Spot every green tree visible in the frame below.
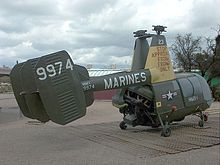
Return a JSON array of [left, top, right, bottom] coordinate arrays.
[[194, 37, 215, 77], [207, 35, 220, 100], [207, 35, 220, 80], [171, 33, 201, 72], [171, 27, 220, 100]]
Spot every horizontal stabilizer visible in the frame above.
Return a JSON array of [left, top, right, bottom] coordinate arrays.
[[10, 51, 91, 125]]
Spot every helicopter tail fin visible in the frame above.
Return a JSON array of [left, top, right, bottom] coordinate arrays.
[[145, 34, 175, 83], [10, 51, 93, 125]]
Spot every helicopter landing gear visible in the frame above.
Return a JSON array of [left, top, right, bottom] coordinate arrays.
[[194, 111, 208, 127], [157, 112, 171, 137], [198, 120, 204, 127], [119, 121, 127, 130], [198, 111, 209, 127], [203, 112, 208, 122], [161, 122, 171, 137]]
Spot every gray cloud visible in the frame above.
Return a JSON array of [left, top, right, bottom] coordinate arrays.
[[0, 1, 58, 16], [190, 0, 220, 28], [63, 0, 116, 16], [0, 0, 219, 68]]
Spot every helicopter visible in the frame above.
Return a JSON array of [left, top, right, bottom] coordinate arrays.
[[10, 25, 212, 137]]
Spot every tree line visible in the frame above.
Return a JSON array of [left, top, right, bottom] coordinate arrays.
[[171, 26, 220, 100]]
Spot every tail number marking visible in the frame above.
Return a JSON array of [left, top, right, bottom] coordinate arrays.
[[36, 59, 73, 80]]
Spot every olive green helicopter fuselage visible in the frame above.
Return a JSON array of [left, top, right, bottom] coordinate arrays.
[[10, 26, 212, 137]]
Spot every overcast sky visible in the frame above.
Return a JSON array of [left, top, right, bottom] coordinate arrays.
[[0, 0, 219, 68]]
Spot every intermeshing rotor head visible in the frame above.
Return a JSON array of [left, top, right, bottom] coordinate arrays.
[[133, 25, 167, 38], [152, 25, 167, 35]]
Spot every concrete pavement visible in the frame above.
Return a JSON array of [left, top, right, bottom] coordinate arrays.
[[0, 94, 219, 165]]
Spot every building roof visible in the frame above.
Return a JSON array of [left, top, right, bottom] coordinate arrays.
[[88, 69, 124, 77], [0, 67, 11, 76]]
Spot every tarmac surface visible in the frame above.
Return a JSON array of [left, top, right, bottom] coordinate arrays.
[[0, 93, 220, 165]]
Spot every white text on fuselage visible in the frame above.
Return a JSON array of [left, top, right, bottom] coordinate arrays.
[[104, 72, 147, 90]]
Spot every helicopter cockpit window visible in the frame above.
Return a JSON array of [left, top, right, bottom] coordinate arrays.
[[196, 74, 212, 104], [188, 76, 202, 95], [177, 78, 193, 97]]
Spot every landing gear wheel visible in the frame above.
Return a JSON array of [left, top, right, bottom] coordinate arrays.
[[203, 113, 208, 122], [198, 112, 207, 127], [119, 121, 127, 130], [161, 127, 171, 137], [198, 120, 204, 127]]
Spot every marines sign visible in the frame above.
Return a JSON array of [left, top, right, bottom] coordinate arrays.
[[104, 72, 147, 90]]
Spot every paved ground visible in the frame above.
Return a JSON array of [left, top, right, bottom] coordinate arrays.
[[0, 93, 219, 165]]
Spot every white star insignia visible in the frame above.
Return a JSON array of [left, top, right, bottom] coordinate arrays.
[[166, 91, 173, 100]]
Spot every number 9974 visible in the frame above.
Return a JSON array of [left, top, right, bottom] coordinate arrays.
[[36, 59, 73, 80]]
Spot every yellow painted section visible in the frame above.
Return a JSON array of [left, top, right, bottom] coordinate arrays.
[[156, 101, 162, 108], [145, 45, 175, 83]]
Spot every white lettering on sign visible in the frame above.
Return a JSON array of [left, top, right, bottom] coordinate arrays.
[[119, 76, 125, 86], [188, 96, 198, 102], [36, 59, 73, 80], [104, 72, 147, 90], [104, 78, 112, 89], [82, 81, 95, 91]]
